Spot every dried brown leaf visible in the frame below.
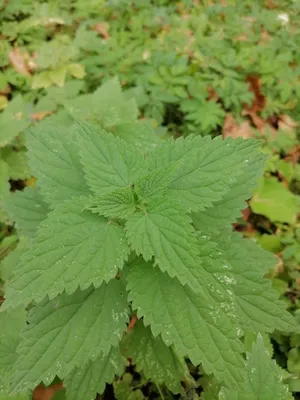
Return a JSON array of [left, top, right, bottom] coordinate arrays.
[[127, 315, 137, 332], [243, 109, 276, 136], [31, 111, 53, 121], [246, 111, 266, 132], [33, 383, 63, 400], [93, 23, 110, 39], [245, 74, 266, 113], [278, 115, 298, 132], [207, 86, 219, 101], [265, 0, 276, 9], [260, 30, 272, 44], [233, 34, 248, 42], [284, 145, 300, 165], [9, 48, 30, 76], [242, 206, 251, 221], [27, 52, 38, 72], [223, 113, 254, 139]]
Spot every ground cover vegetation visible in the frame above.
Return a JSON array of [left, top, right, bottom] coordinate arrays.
[[0, 0, 300, 399]]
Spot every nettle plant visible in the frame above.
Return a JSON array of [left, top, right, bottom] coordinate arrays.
[[0, 85, 297, 399]]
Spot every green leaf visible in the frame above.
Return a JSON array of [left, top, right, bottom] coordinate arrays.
[[11, 280, 129, 392], [122, 320, 190, 393], [68, 63, 86, 79], [219, 335, 293, 400], [64, 78, 138, 129], [85, 187, 136, 219], [243, 330, 273, 356], [112, 120, 160, 150], [126, 261, 244, 388], [150, 136, 262, 212], [250, 177, 298, 224], [134, 162, 179, 201], [277, 159, 295, 184], [193, 234, 237, 309], [51, 390, 66, 400], [79, 122, 145, 196], [0, 307, 26, 393], [0, 158, 9, 188], [26, 123, 89, 207], [4, 197, 129, 308], [181, 99, 225, 134], [1, 150, 31, 181], [113, 373, 145, 400], [0, 393, 30, 400], [193, 150, 266, 229], [259, 234, 282, 253], [4, 187, 49, 237], [65, 347, 126, 400], [0, 96, 30, 147], [0, 239, 28, 281], [125, 200, 202, 292], [0, 235, 18, 266], [201, 381, 221, 400], [0, 95, 8, 111], [213, 230, 296, 334], [32, 72, 53, 89], [49, 66, 68, 87], [38, 81, 84, 107], [287, 348, 300, 374]]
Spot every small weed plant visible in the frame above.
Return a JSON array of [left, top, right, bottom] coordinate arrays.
[[0, 80, 297, 400]]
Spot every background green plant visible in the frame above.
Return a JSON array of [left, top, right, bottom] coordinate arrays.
[[0, 0, 300, 399]]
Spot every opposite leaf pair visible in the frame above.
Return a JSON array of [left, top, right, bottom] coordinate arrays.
[[4, 122, 263, 305]]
